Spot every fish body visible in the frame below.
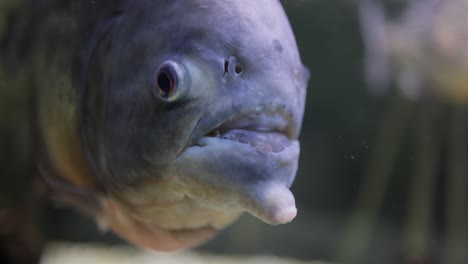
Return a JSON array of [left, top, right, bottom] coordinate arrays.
[[32, 0, 309, 251]]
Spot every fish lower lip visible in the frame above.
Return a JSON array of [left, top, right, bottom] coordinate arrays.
[[204, 129, 291, 153], [173, 139, 300, 225]]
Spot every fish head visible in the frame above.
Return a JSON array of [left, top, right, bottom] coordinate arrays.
[[82, 0, 309, 250]]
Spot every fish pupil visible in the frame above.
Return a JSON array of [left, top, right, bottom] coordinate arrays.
[[157, 71, 174, 96]]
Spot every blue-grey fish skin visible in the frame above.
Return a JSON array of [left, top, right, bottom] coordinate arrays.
[[36, 0, 309, 251]]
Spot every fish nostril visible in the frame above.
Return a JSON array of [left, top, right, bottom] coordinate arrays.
[[224, 60, 229, 77], [224, 56, 244, 77], [234, 64, 244, 75]]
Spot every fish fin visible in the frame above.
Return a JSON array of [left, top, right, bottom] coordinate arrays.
[[38, 164, 103, 218]]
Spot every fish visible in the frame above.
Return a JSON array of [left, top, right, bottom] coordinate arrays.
[[24, 0, 309, 251]]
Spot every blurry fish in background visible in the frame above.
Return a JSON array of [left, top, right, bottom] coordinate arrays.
[[360, 0, 468, 102], [340, 0, 468, 263], [0, 0, 309, 262]]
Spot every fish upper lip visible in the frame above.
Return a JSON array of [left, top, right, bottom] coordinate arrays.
[[174, 103, 297, 157], [201, 104, 295, 141]]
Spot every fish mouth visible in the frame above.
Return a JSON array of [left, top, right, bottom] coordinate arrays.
[[206, 129, 291, 154], [197, 104, 297, 154], [169, 103, 300, 225]]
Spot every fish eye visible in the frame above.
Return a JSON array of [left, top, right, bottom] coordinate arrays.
[[156, 70, 175, 97], [154, 60, 187, 102]]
